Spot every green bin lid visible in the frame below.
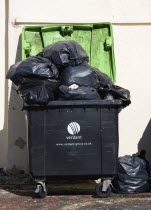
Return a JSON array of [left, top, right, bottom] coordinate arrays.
[[22, 23, 116, 82]]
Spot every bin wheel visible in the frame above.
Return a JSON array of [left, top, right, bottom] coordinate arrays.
[[35, 184, 47, 198], [96, 182, 111, 198]]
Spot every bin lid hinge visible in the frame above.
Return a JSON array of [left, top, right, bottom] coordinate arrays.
[[61, 26, 73, 36], [104, 37, 112, 50], [24, 41, 31, 55]]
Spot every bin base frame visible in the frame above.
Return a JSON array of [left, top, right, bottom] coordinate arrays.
[[33, 176, 113, 198]]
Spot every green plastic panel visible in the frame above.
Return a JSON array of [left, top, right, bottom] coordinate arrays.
[[41, 25, 92, 60], [91, 23, 115, 81], [22, 23, 116, 82], [22, 27, 43, 59]]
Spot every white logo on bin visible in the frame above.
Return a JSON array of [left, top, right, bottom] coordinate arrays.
[[67, 122, 80, 135]]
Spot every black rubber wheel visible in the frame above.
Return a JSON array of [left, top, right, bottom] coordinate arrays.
[[35, 185, 47, 198], [96, 182, 111, 198]]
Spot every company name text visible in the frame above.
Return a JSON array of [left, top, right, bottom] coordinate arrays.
[[66, 136, 82, 140]]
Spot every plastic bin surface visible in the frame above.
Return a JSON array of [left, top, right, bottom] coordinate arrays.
[[24, 100, 122, 177], [22, 23, 116, 82]]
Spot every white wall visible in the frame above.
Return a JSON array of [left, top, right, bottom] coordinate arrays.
[[12, 0, 151, 23], [114, 26, 151, 161], [1, 0, 151, 171], [0, 0, 8, 169]]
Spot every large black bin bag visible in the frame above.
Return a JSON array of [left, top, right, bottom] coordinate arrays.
[[17, 79, 60, 105], [95, 70, 131, 106], [43, 40, 89, 67], [112, 155, 149, 194], [59, 85, 101, 100], [6, 56, 59, 86], [60, 62, 100, 88], [93, 68, 113, 88]]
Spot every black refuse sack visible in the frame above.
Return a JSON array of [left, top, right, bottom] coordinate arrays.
[[6, 55, 59, 86], [43, 40, 89, 67], [112, 155, 150, 194], [17, 79, 61, 105], [96, 70, 131, 106], [99, 85, 131, 105], [111, 85, 131, 106], [60, 62, 100, 88], [93, 68, 113, 88], [59, 85, 101, 100]]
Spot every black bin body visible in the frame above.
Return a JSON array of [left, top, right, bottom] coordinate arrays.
[[24, 100, 122, 179]]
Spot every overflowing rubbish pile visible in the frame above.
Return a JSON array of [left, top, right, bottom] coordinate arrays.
[[6, 40, 130, 106]]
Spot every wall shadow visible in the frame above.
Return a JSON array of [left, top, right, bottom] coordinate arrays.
[[7, 34, 29, 171], [138, 119, 151, 173]]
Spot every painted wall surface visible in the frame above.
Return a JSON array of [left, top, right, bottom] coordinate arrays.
[[0, 0, 8, 169], [114, 26, 151, 162], [0, 0, 151, 171]]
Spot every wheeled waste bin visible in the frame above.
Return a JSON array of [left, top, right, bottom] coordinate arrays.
[[23, 100, 123, 198], [22, 23, 123, 197]]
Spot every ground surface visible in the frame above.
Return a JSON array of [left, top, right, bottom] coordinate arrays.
[[0, 183, 151, 210]]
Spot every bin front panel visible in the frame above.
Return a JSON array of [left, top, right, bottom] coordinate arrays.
[[27, 105, 119, 177], [45, 107, 102, 176]]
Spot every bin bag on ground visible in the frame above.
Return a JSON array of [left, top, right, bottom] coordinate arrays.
[[60, 62, 100, 88], [112, 155, 149, 194], [6, 56, 59, 86], [59, 85, 101, 100], [17, 78, 61, 105], [43, 40, 89, 67]]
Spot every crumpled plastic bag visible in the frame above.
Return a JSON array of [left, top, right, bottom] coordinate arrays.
[[43, 40, 89, 67], [99, 85, 131, 107], [94, 70, 131, 106], [93, 68, 113, 88], [60, 62, 100, 88], [59, 85, 101, 100], [111, 85, 130, 102], [6, 55, 59, 86], [17, 79, 61, 105], [112, 155, 150, 194]]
